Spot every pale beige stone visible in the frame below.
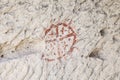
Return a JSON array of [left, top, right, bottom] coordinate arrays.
[[0, 0, 120, 80]]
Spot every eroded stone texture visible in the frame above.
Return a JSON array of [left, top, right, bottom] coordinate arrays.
[[0, 0, 120, 80]]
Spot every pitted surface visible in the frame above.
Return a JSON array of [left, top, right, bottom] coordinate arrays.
[[0, 0, 120, 80]]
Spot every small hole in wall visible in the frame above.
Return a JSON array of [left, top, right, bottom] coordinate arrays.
[[18, 2, 24, 5], [89, 48, 100, 58], [11, 50, 15, 53], [81, 55, 83, 57], [100, 29, 105, 36], [27, 46, 29, 49], [1, 55, 4, 58], [89, 48, 104, 60], [112, 36, 116, 43]]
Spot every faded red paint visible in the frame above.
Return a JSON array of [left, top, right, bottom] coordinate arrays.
[[42, 20, 77, 62]]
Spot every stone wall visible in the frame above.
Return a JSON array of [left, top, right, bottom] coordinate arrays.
[[0, 0, 120, 80]]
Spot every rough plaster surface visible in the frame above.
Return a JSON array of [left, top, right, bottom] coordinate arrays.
[[0, 0, 120, 80]]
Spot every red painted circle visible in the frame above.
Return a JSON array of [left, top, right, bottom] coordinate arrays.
[[42, 22, 76, 61]]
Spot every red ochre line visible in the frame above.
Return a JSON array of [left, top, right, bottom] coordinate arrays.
[[45, 58, 55, 62], [45, 24, 55, 35], [56, 25, 59, 37], [59, 32, 76, 41], [45, 28, 51, 35], [45, 32, 76, 43], [45, 23, 70, 36], [56, 23, 68, 27], [68, 26, 75, 33], [61, 27, 64, 34], [58, 43, 64, 57]]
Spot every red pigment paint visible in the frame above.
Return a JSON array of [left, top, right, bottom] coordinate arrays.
[[42, 20, 77, 62]]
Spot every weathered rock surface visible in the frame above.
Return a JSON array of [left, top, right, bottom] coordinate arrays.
[[0, 0, 120, 80]]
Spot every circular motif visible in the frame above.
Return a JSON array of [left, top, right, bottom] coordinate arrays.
[[42, 21, 77, 61]]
